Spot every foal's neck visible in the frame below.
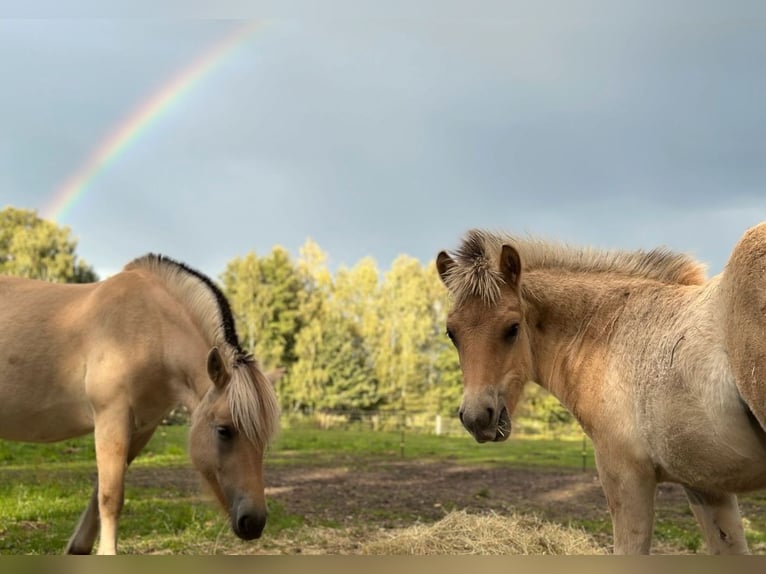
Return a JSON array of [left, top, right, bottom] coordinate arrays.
[[523, 270, 650, 410]]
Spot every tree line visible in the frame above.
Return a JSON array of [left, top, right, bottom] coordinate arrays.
[[1, 206, 572, 429], [221, 238, 462, 415], [0, 207, 97, 282]]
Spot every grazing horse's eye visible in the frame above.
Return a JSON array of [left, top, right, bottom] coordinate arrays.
[[216, 425, 234, 441], [504, 323, 520, 343], [446, 328, 457, 346]]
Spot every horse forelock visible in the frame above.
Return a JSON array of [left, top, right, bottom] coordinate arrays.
[[441, 229, 510, 305], [442, 229, 707, 305], [228, 359, 280, 449]]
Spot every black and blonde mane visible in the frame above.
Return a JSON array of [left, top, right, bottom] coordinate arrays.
[[442, 229, 707, 305], [130, 254, 245, 355], [124, 253, 279, 447]]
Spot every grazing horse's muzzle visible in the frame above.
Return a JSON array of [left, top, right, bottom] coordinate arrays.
[[459, 400, 511, 443], [232, 503, 267, 540]]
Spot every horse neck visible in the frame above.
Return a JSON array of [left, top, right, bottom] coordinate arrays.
[[522, 270, 661, 406], [176, 347, 217, 413], [164, 318, 233, 411], [128, 267, 236, 409]]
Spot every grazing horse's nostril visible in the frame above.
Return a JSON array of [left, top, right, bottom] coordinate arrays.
[[236, 511, 266, 540], [459, 409, 464, 423], [486, 407, 494, 422]]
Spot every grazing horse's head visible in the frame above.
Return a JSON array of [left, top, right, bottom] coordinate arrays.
[[189, 347, 280, 540], [437, 234, 533, 443]]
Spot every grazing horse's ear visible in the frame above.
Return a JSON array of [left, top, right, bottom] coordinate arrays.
[[500, 244, 522, 289], [266, 367, 286, 386], [207, 347, 232, 389], [436, 251, 455, 285]]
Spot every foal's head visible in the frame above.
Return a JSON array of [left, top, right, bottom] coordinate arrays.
[[189, 347, 279, 540], [437, 239, 532, 443]]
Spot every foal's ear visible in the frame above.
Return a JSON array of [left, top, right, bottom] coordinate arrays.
[[500, 244, 522, 289], [436, 251, 455, 285], [207, 347, 232, 389]]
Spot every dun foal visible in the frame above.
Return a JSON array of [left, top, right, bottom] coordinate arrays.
[[437, 223, 766, 554]]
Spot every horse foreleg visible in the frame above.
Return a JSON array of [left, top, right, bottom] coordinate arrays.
[[86, 409, 137, 555], [595, 453, 657, 554], [684, 488, 749, 554], [65, 426, 157, 554]]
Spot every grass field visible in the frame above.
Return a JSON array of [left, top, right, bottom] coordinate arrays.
[[272, 425, 593, 469], [0, 425, 764, 554]]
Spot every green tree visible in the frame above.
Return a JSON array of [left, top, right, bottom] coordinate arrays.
[[312, 316, 378, 412], [333, 257, 380, 346], [221, 252, 261, 352], [258, 247, 303, 366], [286, 241, 380, 413], [220, 246, 302, 369], [372, 255, 438, 413], [0, 206, 97, 282], [422, 261, 463, 416], [320, 257, 380, 411], [282, 239, 332, 411], [431, 345, 462, 416]]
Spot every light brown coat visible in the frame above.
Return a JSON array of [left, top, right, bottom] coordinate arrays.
[[0, 254, 280, 554], [437, 224, 766, 554]]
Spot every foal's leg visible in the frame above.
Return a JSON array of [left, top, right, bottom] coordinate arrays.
[[684, 488, 749, 554], [65, 427, 157, 554], [595, 452, 658, 554]]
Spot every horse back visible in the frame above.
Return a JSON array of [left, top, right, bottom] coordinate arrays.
[[0, 271, 201, 441], [721, 222, 766, 431], [0, 276, 100, 440]]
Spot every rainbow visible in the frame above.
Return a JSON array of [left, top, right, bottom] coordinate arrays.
[[42, 20, 263, 222]]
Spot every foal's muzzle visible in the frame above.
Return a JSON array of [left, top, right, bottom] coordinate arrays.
[[459, 404, 511, 443]]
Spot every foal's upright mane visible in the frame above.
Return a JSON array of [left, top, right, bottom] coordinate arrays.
[[441, 229, 707, 305], [124, 253, 279, 447]]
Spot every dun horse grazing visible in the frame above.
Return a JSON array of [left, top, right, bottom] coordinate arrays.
[[437, 223, 766, 554], [0, 254, 280, 554]]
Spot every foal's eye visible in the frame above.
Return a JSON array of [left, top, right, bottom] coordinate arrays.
[[216, 425, 234, 441], [504, 323, 520, 342], [446, 328, 457, 346]]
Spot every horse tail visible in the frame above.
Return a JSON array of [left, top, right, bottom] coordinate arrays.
[[721, 221, 766, 431]]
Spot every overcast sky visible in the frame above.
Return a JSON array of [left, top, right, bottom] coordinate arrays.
[[2, 10, 765, 280]]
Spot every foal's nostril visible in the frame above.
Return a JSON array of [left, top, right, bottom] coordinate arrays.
[[459, 409, 464, 423]]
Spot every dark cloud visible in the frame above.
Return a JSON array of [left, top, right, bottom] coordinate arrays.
[[1, 16, 764, 279]]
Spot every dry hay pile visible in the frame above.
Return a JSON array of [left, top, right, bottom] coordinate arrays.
[[360, 510, 606, 555]]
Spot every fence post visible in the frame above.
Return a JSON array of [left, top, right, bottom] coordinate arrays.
[[435, 414, 442, 436]]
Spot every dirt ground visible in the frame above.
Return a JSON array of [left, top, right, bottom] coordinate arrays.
[[130, 458, 719, 554], [260, 459, 697, 554]]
